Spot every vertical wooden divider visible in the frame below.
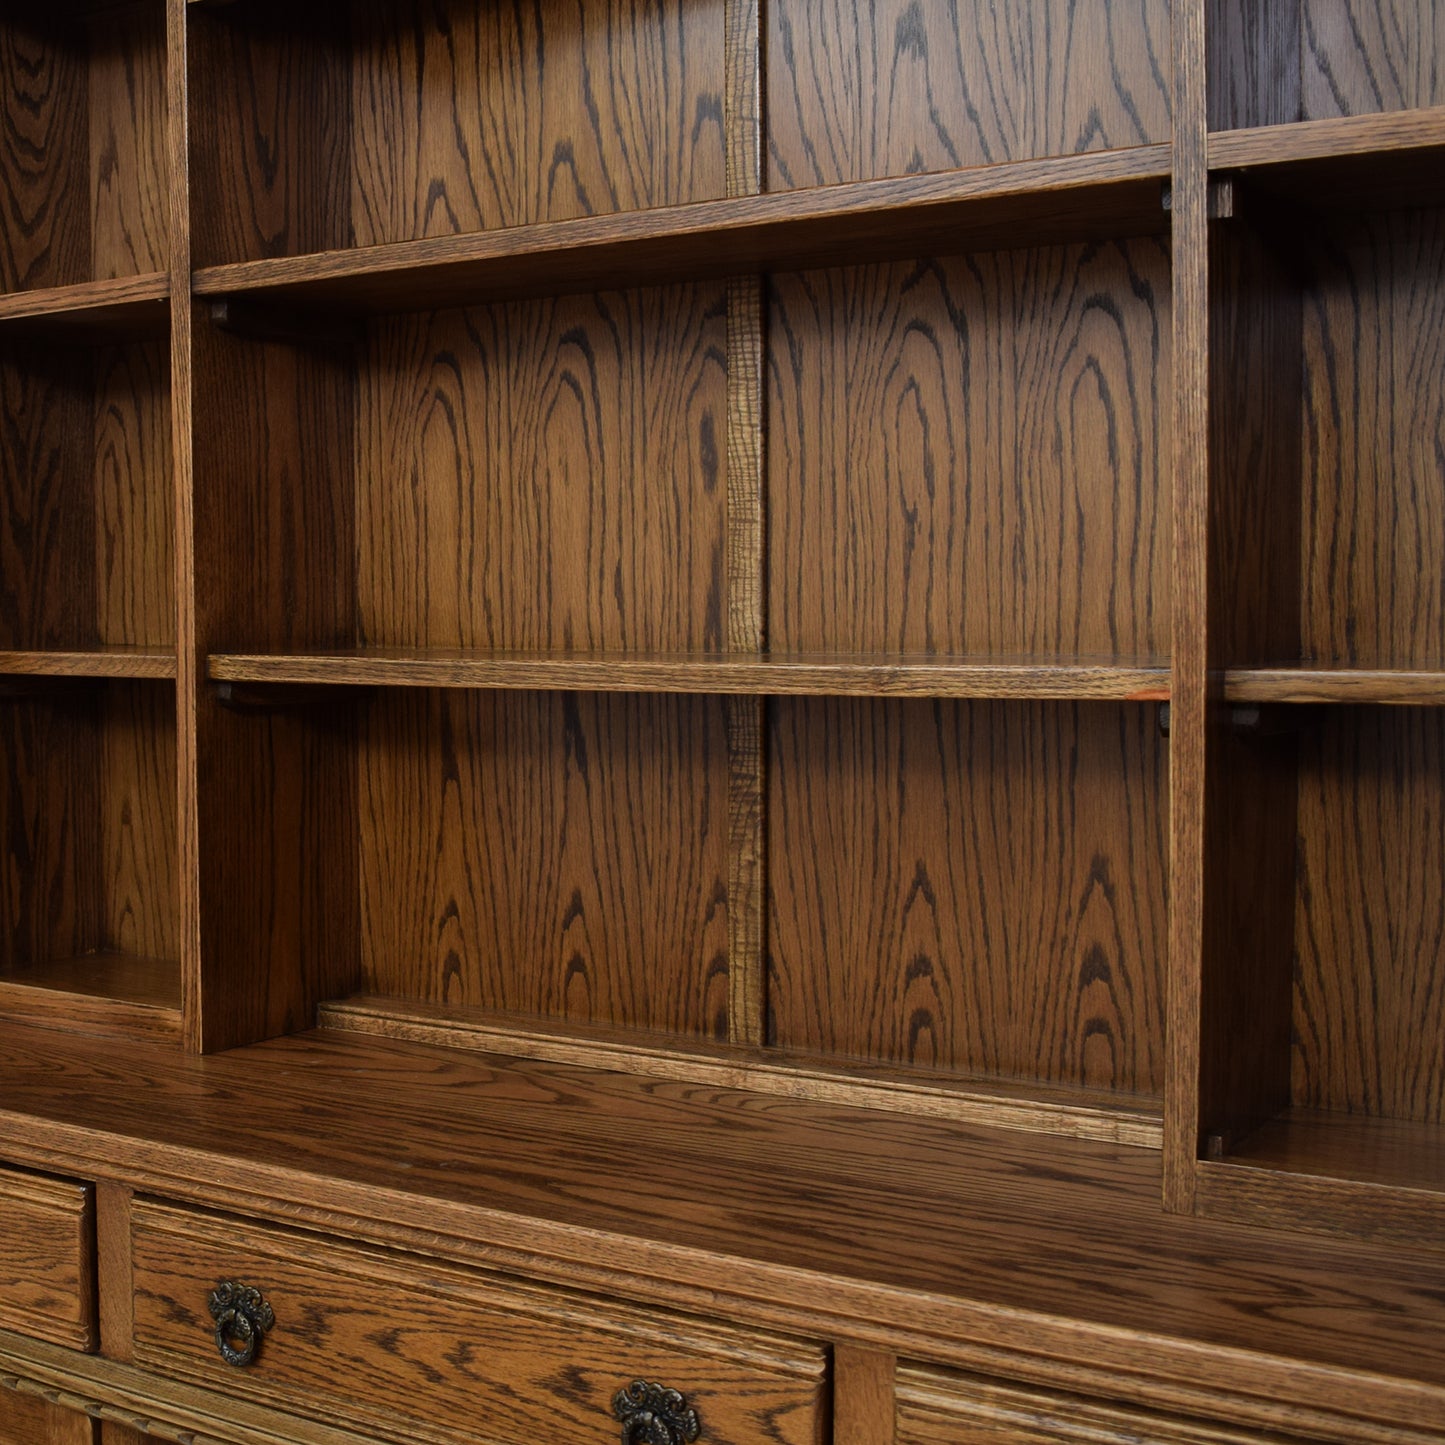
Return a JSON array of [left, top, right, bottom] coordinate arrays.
[[725, 0, 767, 1049], [166, 0, 201, 1053], [1164, 0, 1210, 1212]]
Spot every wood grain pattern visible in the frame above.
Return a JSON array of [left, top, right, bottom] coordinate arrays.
[[1293, 707, 1445, 1125], [895, 1366, 1275, 1445], [768, 699, 1168, 1096], [0, 1166, 95, 1354], [87, 3, 168, 282], [769, 243, 1171, 657], [1206, 1, 1300, 131], [0, 681, 176, 1023], [319, 996, 1164, 1146], [1224, 666, 1445, 704], [1300, 205, 1445, 668], [0, 1385, 95, 1445], [0, 337, 171, 654], [0, 274, 167, 336], [1162, 0, 1218, 1214], [4, 1021, 1445, 1416], [834, 1346, 895, 1445], [186, 6, 352, 267], [94, 1182, 131, 1366], [206, 650, 1171, 698], [1193, 208, 1301, 1161], [94, 341, 173, 649], [767, 0, 1172, 189], [193, 698, 360, 1052], [0, 651, 173, 681], [191, 147, 1174, 315], [0, 694, 102, 968], [0, 12, 87, 293], [1196, 1144, 1445, 1255], [0, 1337, 388, 1445], [726, 695, 766, 1046], [348, 0, 725, 246], [131, 1199, 826, 1445], [356, 285, 726, 652], [1301, 0, 1445, 119], [99, 682, 176, 963], [0, 346, 95, 652], [360, 690, 729, 1039], [192, 213, 360, 1050]]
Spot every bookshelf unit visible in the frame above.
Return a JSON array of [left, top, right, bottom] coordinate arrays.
[[1, 3, 1444, 1444]]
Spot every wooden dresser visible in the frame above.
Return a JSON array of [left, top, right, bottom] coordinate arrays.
[[1, 2, 1443, 1441]]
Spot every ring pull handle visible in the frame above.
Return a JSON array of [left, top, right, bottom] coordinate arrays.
[[207, 1281, 275, 1368], [612, 1381, 701, 1445]]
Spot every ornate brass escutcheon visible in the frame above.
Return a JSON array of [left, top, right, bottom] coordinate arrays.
[[612, 1380, 701, 1445], [207, 1280, 275, 1368]]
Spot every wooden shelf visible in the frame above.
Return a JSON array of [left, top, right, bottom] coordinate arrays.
[[1196, 1109, 1445, 1252], [1223, 667, 1445, 705], [1210, 107, 1445, 210], [0, 274, 169, 341], [319, 995, 1164, 1149], [208, 649, 1170, 701], [0, 1015, 1442, 1423], [0, 956, 181, 1045], [191, 146, 1172, 315], [0, 649, 177, 682]]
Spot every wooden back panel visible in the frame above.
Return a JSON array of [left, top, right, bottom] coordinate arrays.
[[189, 0, 726, 267], [767, 0, 1173, 189], [768, 242, 1172, 659], [356, 286, 728, 652], [768, 698, 1168, 1095], [1208, 1, 1445, 130]]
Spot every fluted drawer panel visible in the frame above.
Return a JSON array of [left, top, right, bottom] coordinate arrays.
[[0, 1164, 95, 1351], [130, 1199, 827, 1445]]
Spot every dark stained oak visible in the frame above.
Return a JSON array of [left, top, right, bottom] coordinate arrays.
[[0, 3, 167, 294], [189, 0, 726, 268], [189, 149, 1174, 314], [0, 1164, 95, 1354], [766, 0, 1172, 188], [0, 274, 167, 339], [2, 1020, 1445, 1437], [1300, 0, 1445, 119], [1224, 666, 1445, 704], [0, 1384, 96, 1445], [0, 651, 175, 681], [0, 337, 173, 654], [768, 242, 1172, 658], [359, 690, 730, 1039], [0, 11, 87, 293], [356, 286, 727, 653], [1293, 706, 1445, 1126], [1299, 205, 1445, 669], [131, 1199, 827, 1445], [767, 699, 1168, 1097], [206, 649, 1170, 699], [319, 995, 1165, 1147]]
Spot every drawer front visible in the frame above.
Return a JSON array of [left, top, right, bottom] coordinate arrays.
[[131, 1200, 827, 1445], [0, 1164, 95, 1351], [896, 1366, 1298, 1445]]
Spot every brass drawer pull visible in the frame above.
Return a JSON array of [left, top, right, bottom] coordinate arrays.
[[612, 1380, 701, 1445], [207, 1281, 275, 1368]]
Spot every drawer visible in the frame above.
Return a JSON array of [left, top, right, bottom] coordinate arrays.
[[131, 1199, 827, 1445], [0, 1163, 96, 1351], [896, 1366, 1299, 1445]]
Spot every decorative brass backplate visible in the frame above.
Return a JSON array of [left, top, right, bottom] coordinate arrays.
[[612, 1380, 702, 1445], [206, 1281, 275, 1368]]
